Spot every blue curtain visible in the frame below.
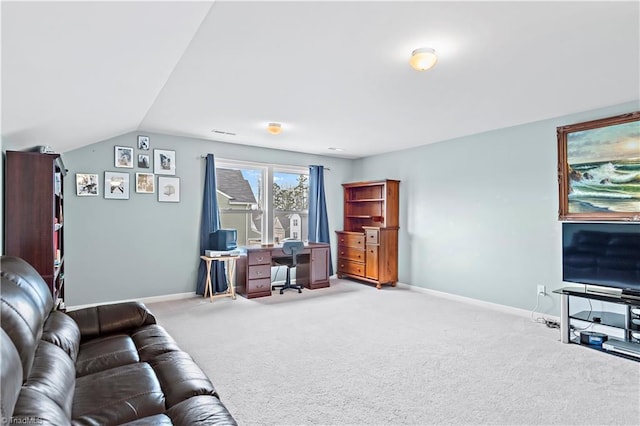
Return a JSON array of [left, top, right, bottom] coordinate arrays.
[[196, 154, 227, 295], [308, 165, 333, 275]]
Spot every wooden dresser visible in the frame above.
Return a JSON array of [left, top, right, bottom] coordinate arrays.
[[336, 179, 399, 289]]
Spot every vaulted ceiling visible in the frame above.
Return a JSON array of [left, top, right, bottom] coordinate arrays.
[[2, 1, 639, 159]]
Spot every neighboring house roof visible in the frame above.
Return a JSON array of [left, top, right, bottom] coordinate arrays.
[[216, 168, 257, 204]]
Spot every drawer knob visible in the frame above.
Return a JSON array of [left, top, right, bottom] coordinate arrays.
[[257, 271, 263, 276]]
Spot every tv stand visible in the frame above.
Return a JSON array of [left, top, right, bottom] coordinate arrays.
[[554, 287, 640, 361]]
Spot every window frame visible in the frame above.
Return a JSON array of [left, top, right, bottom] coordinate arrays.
[[216, 158, 309, 245]]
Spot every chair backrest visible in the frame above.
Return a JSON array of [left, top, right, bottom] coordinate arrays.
[[281, 240, 305, 266]]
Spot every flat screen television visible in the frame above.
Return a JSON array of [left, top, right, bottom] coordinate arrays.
[[208, 229, 237, 251], [562, 222, 640, 294]]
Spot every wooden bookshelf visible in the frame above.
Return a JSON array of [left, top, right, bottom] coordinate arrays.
[[5, 151, 67, 306]]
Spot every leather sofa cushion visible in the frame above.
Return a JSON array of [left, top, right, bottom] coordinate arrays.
[[1, 275, 52, 381], [21, 340, 76, 418], [73, 362, 165, 425], [66, 302, 156, 342], [1, 329, 23, 422], [42, 310, 81, 362], [120, 414, 174, 425], [75, 334, 140, 377], [11, 386, 70, 426], [149, 350, 218, 407], [166, 395, 238, 425], [132, 324, 182, 361]]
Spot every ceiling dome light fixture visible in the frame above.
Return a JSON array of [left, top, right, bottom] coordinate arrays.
[[267, 122, 282, 135], [409, 47, 438, 71]]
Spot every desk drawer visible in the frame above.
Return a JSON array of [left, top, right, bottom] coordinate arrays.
[[249, 264, 271, 280], [338, 246, 364, 262], [338, 259, 364, 277], [248, 251, 271, 265], [336, 233, 364, 248], [247, 277, 271, 294]]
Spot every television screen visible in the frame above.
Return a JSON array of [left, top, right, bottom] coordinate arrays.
[[209, 229, 237, 251], [562, 222, 640, 292]]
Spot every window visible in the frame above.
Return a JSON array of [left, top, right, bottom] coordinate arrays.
[[215, 160, 308, 245]]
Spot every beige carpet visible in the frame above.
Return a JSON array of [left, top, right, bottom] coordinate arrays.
[[147, 279, 640, 426]]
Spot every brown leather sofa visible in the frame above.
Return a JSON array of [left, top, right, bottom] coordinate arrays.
[[1, 256, 237, 425]]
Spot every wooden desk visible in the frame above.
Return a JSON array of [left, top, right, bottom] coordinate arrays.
[[200, 255, 239, 302], [235, 242, 331, 299]]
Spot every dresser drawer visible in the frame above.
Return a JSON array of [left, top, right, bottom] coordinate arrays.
[[247, 277, 271, 294], [249, 264, 271, 280], [248, 251, 271, 265], [338, 259, 365, 277], [336, 232, 364, 248], [365, 228, 379, 245], [338, 246, 364, 262]]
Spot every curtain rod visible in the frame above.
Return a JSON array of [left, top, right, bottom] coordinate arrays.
[[199, 155, 330, 171]]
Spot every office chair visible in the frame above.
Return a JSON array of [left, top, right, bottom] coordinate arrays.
[[271, 240, 305, 294]]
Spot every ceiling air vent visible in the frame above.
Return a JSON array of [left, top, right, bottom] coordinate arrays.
[[211, 129, 236, 136]]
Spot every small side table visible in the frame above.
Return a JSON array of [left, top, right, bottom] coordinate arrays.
[[200, 255, 238, 303]]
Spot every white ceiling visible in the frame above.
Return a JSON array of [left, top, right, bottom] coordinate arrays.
[[2, 1, 639, 159]]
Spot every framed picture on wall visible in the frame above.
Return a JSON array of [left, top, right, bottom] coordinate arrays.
[[557, 111, 640, 221], [154, 149, 176, 175], [136, 172, 155, 193], [115, 146, 134, 168], [138, 154, 150, 168], [137, 135, 150, 150], [104, 171, 130, 200], [76, 173, 99, 196], [158, 176, 180, 202]]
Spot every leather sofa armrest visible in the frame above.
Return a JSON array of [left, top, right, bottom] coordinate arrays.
[[66, 302, 157, 341]]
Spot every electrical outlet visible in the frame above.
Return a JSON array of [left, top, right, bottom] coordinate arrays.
[[537, 285, 546, 296]]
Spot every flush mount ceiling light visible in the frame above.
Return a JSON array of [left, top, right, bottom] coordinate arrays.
[[409, 47, 438, 71], [267, 122, 282, 135]]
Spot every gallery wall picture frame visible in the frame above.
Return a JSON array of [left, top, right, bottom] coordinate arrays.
[[154, 149, 176, 175], [136, 172, 155, 193], [104, 171, 130, 200], [138, 154, 150, 169], [115, 146, 134, 168], [76, 173, 99, 196], [557, 111, 640, 221], [158, 176, 180, 203], [137, 135, 150, 150]]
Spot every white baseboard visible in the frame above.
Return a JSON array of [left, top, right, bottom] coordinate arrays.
[[67, 292, 197, 311], [395, 282, 560, 322]]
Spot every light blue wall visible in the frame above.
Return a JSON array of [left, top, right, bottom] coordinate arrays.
[[58, 100, 640, 312], [353, 101, 639, 314], [63, 132, 353, 305]]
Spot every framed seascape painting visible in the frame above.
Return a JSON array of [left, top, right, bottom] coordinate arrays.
[[557, 111, 640, 221]]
